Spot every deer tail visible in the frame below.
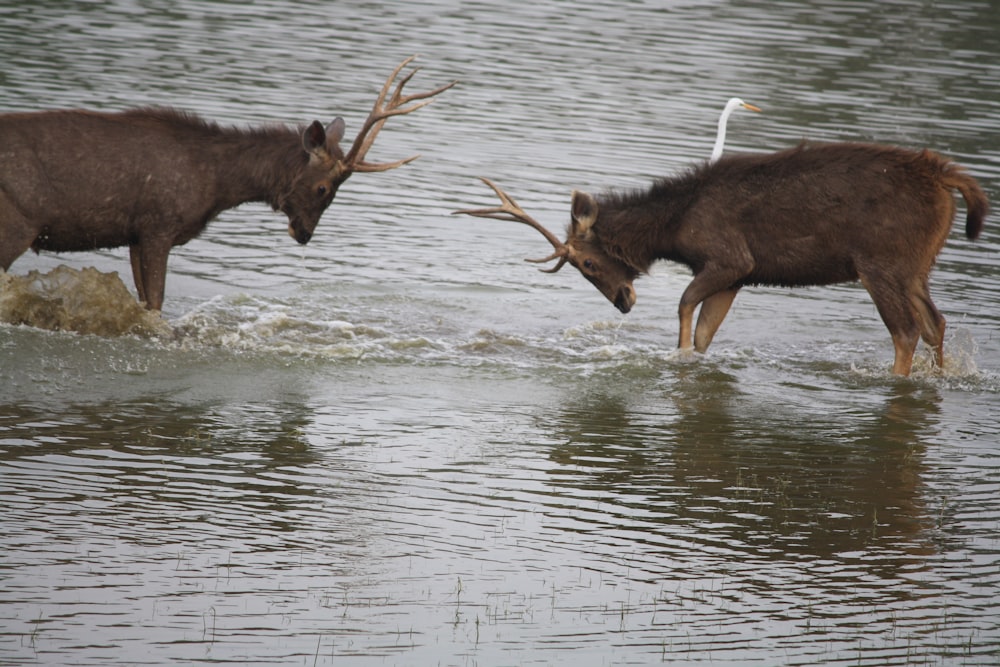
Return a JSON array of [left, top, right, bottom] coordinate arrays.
[[943, 165, 988, 240]]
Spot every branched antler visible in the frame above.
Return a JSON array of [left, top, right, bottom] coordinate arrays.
[[342, 55, 456, 174], [453, 177, 570, 272]]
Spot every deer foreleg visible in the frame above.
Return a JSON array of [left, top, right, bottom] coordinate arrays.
[[129, 245, 146, 304], [694, 288, 739, 352], [0, 195, 37, 271], [678, 266, 748, 352], [678, 302, 697, 350], [133, 241, 171, 312]]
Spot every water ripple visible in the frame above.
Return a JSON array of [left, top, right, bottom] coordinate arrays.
[[3, 0, 1000, 665]]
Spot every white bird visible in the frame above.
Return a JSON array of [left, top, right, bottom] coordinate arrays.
[[710, 97, 761, 163]]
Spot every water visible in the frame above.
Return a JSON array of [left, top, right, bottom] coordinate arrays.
[[2, 1, 1000, 665]]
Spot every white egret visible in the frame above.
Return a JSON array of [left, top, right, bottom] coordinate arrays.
[[710, 97, 761, 163]]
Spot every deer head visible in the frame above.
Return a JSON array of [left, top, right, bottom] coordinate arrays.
[[286, 55, 456, 244], [454, 178, 639, 313]]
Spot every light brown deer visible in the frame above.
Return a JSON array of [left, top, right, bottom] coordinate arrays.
[[0, 56, 455, 311], [456, 143, 988, 375]]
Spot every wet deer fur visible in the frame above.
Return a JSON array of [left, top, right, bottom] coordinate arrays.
[[459, 142, 988, 376], [0, 56, 454, 311]]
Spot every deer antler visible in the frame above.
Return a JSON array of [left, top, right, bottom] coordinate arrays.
[[453, 177, 571, 273], [341, 55, 456, 174]]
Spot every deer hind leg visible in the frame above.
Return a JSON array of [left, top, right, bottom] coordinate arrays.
[[910, 278, 946, 369], [860, 273, 920, 376], [694, 288, 740, 352]]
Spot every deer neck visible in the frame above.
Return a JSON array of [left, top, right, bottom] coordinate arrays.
[[208, 126, 306, 213], [597, 205, 671, 274]]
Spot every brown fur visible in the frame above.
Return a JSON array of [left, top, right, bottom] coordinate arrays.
[[565, 142, 988, 375], [0, 107, 357, 311]]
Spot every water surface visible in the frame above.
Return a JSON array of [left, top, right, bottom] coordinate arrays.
[[2, 1, 999, 665]]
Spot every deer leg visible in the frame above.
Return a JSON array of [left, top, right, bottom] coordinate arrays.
[[134, 242, 171, 312], [678, 302, 697, 350], [678, 265, 748, 351], [694, 288, 740, 352], [129, 245, 147, 304], [0, 198, 37, 271], [910, 279, 946, 369], [860, 274, 920, 376], [890, 334, 919, 376]]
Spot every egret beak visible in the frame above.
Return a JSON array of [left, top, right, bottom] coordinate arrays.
[[741, 102, 762, 113]]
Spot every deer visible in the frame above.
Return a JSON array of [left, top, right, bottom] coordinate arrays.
[[455, 142, 988, 376], [0, 56, 455, 311]]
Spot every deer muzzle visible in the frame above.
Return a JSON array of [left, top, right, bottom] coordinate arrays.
[[614, 285, 636, 314], [288, 222, 312, 245]]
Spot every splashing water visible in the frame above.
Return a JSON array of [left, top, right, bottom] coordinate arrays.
[[0, 266, 172, 338]]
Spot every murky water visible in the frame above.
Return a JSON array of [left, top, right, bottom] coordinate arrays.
[[2, 1, 1000, 665]]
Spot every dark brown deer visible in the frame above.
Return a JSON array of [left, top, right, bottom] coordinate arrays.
[[0, 56, 455, 311], [456, 143, 988, 376]]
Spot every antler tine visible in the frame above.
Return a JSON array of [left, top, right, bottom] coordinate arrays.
[[343, 55, 457, 173], [452, 178, 571, 270], [536, 255, 570, 273], [453, 177, 529, 219]]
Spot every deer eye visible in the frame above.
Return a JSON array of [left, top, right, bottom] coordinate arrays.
[[583, 259, 596, 271], [317, 185, 328, 197]]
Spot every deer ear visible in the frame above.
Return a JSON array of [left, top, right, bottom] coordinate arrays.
[[571, 190, 598, 235], [302, 120, 329, 158], [326, 117, 346, 147]]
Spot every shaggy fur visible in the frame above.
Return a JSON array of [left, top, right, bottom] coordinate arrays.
[[0, 106, 352, 311], [565, 142, 987, 375]]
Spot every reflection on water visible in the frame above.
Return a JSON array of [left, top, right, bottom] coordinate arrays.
[[538, 378, 992, 662], [3, 357, 999, 664], [550, 377, 939, 562], [2, 0, 1000, 665]]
